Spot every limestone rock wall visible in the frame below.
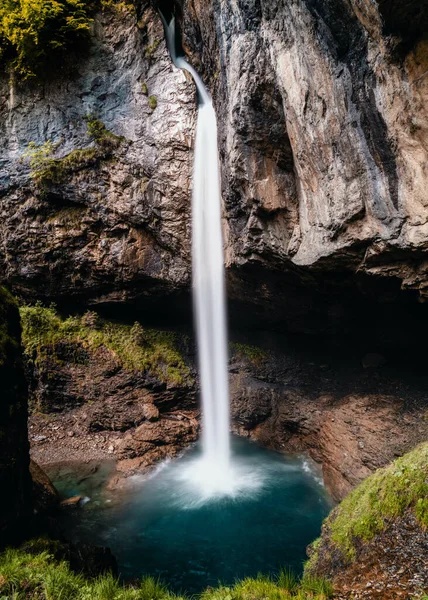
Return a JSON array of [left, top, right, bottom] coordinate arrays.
[[1, 0, 428, 334], [183, 0, 428, 299]]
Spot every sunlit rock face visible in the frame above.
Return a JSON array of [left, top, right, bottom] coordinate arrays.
[[0, 4, 195, 306], [182, 0, 428, 299]]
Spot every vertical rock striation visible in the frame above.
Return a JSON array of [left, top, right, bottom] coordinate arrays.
[[182, 0, 428, 302]]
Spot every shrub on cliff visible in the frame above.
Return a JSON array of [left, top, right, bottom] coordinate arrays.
[[23, 116, 125, 189], [0, 0, 96, 78]]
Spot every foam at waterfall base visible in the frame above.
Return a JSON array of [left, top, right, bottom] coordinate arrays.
[[141, 442, 309, 509], [175, 456, 266, 505]]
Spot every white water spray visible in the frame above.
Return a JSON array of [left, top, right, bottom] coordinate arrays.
[[161, 15, 231, 493]]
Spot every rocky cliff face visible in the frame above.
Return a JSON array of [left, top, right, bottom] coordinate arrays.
[[0, 3, 195, 308], [0, 288, 31, 545], [1, 0, 428, 503], [24, 306, 428, 501], [182, 0, 428, 305], [1, 0, 427, 338]]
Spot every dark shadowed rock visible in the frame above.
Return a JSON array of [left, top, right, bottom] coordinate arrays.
[[30, 459, 59, 514], [0, 287, 31, 546]]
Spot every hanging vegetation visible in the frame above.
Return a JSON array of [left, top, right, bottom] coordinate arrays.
[[0, 0, 96, 78]]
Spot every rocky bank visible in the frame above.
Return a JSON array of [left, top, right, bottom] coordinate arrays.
[[306, 442, 428, 599], [23, 305, 428, 502]]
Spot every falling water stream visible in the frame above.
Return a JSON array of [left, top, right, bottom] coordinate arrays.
[[162, 14, 231, 493]]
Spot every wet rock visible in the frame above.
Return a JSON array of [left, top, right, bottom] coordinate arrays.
[[30, 459, 59, 514], [116, 417, 199, 464], [59, 495, 85, 509], [228, 342, 428, 501]]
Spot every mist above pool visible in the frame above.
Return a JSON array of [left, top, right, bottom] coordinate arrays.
[[53, 437, 332, 593]]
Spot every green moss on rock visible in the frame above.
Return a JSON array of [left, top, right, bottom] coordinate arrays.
[[145, 39, 160, 57], [230, 342, 268, 367], [20, 304, 193, 388], [84, 115, 124, 151], [306, 442, 428, 569], [24, 117, 125, 187]]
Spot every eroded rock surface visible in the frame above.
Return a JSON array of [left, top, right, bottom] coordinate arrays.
[[228, 337, 428, 500], [182, 0, 428, 330], [331, 513, 428, 599], [28, 329, 199, 478], [0, 1, 427, 336], [0, 4, 195, 306], [28, 322, 428, 500]]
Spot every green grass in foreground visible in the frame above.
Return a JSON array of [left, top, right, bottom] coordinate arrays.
[[306, 442, 428, 567], [20, 304, 192, 388], [0, 548, 333, 600]]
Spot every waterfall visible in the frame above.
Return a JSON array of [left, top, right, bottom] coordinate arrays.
[[161, 15, 231, 487]]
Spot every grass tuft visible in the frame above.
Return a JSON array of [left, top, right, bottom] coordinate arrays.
[[328, 442, 428, 560], [277, 569, 298, 594], [23, 116, 125, 187], [230, 343, 268, 367]]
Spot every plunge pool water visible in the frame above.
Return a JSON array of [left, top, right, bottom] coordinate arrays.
[[49, 437, 332, 593]]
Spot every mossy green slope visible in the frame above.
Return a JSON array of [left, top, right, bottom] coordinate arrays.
[[20, 304, 192, 388], [0, 546, 333, 600], [306, 441, 428, 569]]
